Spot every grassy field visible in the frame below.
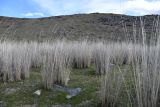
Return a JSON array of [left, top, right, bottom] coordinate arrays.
[[0, 66, 101, 107]]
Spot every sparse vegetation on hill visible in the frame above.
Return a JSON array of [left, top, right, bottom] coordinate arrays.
[[0, 13, 159, 41]]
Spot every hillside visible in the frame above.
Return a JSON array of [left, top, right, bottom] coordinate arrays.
[[0, 13, 159, 41]]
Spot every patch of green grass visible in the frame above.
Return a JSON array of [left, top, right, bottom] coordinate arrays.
[[0, 67, 101, 107], [68, 67, 100, 105], [72, 65, 95, 76], [1, 88, 35, 106]]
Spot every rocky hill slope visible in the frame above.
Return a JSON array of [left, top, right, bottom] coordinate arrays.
[[0, 13, 159, 41]]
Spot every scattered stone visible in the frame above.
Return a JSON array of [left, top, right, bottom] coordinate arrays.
[[4, 88, 20, 95], [33, 90, 41, 96], [66, 95, 72, 99], [54, 84, 81, 99]]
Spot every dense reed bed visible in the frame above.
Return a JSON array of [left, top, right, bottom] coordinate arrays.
[[0, 38, 160, 107]]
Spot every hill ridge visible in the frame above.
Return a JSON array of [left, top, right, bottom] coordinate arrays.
[[0, 13, 159, 41]]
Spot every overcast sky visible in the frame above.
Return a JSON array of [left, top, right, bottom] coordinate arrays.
[[0, 0, 160, 18]]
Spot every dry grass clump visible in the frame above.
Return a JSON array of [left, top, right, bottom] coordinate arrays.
[[130, 43, 160, 107], [0, 41, 32, 82], [100, 44, 160, 107], [29, 42, 43, 68], [98, 42, 132, 107], [100, 17, 160, 107], [92, 42, 110, 74], [70, 41, 92, 69], [109, 42, 134, 65], [101, 67, 124, 107], [129, 18, 160, 107], [41, 41, 72, 89]]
